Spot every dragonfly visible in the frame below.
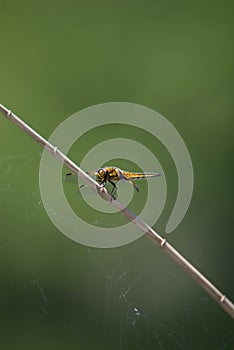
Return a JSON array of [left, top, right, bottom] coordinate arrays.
[[65, 166, 161, 199]]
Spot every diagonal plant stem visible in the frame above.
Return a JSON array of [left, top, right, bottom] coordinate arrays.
[[0, 102, 234, 320]]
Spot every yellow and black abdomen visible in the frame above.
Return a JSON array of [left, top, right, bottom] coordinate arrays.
[[123, 172, 160, 180]]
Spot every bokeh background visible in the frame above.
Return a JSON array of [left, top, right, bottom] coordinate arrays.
[[0, 1, 233, 349]]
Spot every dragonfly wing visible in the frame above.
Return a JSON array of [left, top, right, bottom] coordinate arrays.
[[118, 169, 126, 181], [119, 170, 139, 192], [64, 172, 79, 184], [121, 171, 161, 191], [64, 170, 96, 184]]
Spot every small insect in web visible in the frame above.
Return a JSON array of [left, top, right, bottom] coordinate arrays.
[[64, 166, 161, 200]]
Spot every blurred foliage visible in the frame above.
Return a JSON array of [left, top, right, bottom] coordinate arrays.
[[0, 1, 233, 349]]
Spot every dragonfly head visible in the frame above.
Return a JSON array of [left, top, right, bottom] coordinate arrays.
[[95, 168, 106, 180]]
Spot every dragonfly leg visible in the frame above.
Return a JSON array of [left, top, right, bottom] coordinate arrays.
[[98, 179, 106, 187], [108, 179, 117, 200], [128, 179, 139, 192], [108, 179, 117, 188]]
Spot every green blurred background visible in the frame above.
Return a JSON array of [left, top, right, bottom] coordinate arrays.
[[0, 1, 233, 349]]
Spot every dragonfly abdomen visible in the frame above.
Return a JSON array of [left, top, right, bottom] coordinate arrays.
[[123, 172, 161, 180]]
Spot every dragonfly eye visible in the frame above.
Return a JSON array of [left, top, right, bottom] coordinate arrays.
[[95, 168, 105, 179]]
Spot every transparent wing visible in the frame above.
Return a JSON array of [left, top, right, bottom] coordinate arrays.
[[64, 171, 118, 200], [64, 171, 96, 184], [64, 172, 79, 184], [64, 172, 95, 197]]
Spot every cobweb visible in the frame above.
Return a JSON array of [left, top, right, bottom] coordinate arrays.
[[1, 152, 234, 350]]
